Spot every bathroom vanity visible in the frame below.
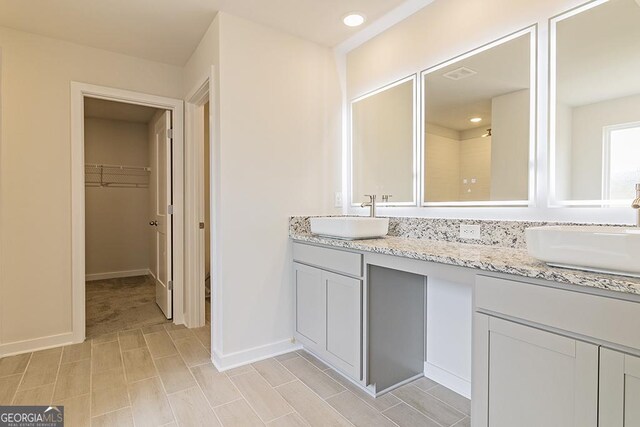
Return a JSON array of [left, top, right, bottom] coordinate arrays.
[[289, 223, 640, 427]]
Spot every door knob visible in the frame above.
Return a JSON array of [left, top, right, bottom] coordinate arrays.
[[149, 220, 158, 226]]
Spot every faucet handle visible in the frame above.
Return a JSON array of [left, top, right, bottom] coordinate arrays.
[[381, 194, 393, 203]]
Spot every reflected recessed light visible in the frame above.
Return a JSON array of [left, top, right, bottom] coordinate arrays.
[[470, 117, 482, 123], [343, 13, 366, 27]]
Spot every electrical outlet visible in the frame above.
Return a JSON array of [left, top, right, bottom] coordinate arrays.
[[460, 224, 481, 240], [334, 192, 343, 208]]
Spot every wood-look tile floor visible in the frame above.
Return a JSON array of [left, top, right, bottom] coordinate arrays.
[[86, 276, 169, 338], [0, 323, 470, 427]]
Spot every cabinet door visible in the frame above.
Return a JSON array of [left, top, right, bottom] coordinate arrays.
[[599, 348, 640, 426], [323, 270, 362, 380], [294, 263, 326, 350], [479, 317, 598, 427]]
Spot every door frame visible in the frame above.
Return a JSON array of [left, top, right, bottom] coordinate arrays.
[[184, 68, 220, 352], [70, 82, 185, 343]]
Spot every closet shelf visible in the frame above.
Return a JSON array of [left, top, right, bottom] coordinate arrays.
[[85, 163, 151, 188]]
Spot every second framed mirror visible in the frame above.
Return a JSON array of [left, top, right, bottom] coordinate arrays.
[[421, 27, 536, 206]]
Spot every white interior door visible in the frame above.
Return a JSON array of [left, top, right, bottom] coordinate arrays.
[[152, 110, 173, 318]]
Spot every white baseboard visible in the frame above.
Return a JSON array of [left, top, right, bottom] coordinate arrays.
[[424, 362, 471, 399], [0, 332, 75, 358], [212, 339, 302, 372], [86, 269, 150, 281]]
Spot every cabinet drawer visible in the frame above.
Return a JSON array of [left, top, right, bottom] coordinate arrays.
[[293, 242, 362, 277], [476, 275, 640, 350]]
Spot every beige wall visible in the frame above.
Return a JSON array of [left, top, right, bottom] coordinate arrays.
[[490, 89, 530, 200], [0, 25, 182, 347], [425, 125, 491, 202], [352, 80, 414, 203], [84, 118, 150, 277], [459, 136, 491, 201], [424, 132, 460, 202]]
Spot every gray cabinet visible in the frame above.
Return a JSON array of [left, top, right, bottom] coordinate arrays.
[[599, 348, 640, 426], [474, 315, 598, 427], [293, 261, 362, 380], [294, 263, 325, 348]]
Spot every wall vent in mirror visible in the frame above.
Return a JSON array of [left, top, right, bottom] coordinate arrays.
[[421, 27, 536, 206], [551, 0, 640, 206]]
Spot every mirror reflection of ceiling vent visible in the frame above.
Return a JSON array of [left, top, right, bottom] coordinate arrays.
[[442, 67, 477, 80]]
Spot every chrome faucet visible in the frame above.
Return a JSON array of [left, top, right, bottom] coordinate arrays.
[[633, 183, 640, 226], [361, 195, 377, 218]]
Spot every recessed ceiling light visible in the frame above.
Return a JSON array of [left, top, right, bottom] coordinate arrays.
[[469, 117, 482, 123], [343, 13, 366, 27]]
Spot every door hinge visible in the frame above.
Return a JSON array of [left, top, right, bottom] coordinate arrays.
[[199, 222, 205, 229], [168, 280, 173, 291], [167, 205, 174, 215], [167, 129, 174, 139]]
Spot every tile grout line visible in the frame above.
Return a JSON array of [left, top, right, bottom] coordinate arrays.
[[388, 386, 451, 427], [422, 386, 471, 419], [407, 383, 468, 422], [162, 323, 226, 427], [224, 369, 271, 425], [11, 352, 34, 404], [141, 327, 179, 426], [249, 359, 311, 427], [49, 349, 63, 406], [114, 332, 135, 427], [273, 355, 357, 427]]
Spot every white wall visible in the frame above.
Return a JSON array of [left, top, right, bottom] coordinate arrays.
[[217, 13, 341, 357], [490, 89, 530, 200], [183, 13, 342, 362], [84, 118, 150, 278], [569, 94, 640, 200], [554, 102, 573, 200], [0, 25, 182, 350]]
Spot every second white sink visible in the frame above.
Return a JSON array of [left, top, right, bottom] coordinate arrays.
[[310, 217, 389, 240], [526, 226, 640, 277]]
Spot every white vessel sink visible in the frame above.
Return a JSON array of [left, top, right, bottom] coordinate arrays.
[[310, 217, 389, 240], [526, 226, 640, 277]]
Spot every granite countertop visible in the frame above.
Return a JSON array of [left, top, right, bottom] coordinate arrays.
[[290, 233, 640, 296]]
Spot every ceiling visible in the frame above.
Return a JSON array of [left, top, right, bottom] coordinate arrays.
[[84, 98, 159, 123], [425, 33, 531, 132], [556, 0, 640, 107], [0, 0, 406, 65]]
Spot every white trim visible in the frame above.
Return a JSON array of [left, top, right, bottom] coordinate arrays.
[[184, 66, 222, 359], [212, 339, 302, 372], [424, 361, 471, 399], [85, 269, 150, 282], [0, 332, 74, 358], [601, 121, 640, 201], [184, 76, 210, 328], [548, 0, 611, 207], [71, 82, 185, 345]]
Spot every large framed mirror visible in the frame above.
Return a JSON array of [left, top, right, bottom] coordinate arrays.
[[551, 0, 640, 206], [350, 75, 417, 206], [421, 28, 536, 206]]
